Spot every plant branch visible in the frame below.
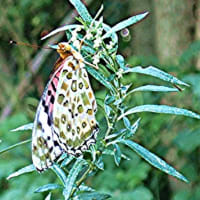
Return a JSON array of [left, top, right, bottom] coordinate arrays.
[[70, 164, 93, 198]]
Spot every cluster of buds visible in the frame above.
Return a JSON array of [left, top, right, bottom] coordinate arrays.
[[116, 68, 124, 79], [106, 40, 115, 50], [70, 26, 82, 49], [68, 16, 116, 70], [94, 37, 102, 48], [93, 53, 100, 65]]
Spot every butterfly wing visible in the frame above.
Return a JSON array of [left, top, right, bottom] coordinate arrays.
[[52, 56, 99, 155], [32, 45, 98, 171], [32, 62, 64, 172]]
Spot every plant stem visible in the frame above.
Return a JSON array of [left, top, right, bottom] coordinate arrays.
[[69, 164, 93, 198]]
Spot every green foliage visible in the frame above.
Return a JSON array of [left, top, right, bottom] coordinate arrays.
[[1, 0, 200, 200]]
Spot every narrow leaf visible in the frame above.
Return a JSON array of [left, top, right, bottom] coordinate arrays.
[[104, 129, 127, 140], [86, 66, 116, 93], [11, 123, 33, 132], [35, 184, 62, 193], [123, 66, 189, 86], [45, 193, 51, 200], [113, 144, 121, 166], [105, 95, 115, 105], [116, 54, 125, 69], [103, 12, 149, 39], [104, 105, 112, 117], [95, 156, 104, 170], [114, 99, 123, 106], [76, 192, 111, 200], [41, 25, 83, 40], [125, 85, 179, 98], [79, 185, 95, 192], [102, 23, 118, 44], [120, 84, 132, 94], [57, 153, 68, 163], [63, 159, 85, 199], [102, 149, 130, 160], [118, 105, 200, 120], [123, 117, 131, 129], [61, 155, 74, 167], [0, 139, 31, 155], [122, 118, 141, 139], [51, 164, 67, 186], [7, 164, 35, 180], [117, 139, 188, 182], [69, 0, 93, 23]]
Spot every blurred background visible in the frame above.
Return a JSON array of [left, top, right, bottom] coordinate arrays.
[[0, 0, 200, 199]]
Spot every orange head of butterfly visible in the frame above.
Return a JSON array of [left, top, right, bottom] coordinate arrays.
[[57, 42, 73, 60], [57, 42, 84, 63]]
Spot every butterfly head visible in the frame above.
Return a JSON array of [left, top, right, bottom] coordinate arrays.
[[57, 42, 84, 63], [57, 42, 72, 59]]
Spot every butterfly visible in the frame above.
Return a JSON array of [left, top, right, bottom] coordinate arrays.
[[32, 42, 99, 172]]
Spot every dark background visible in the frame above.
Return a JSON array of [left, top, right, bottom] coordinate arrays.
[[0, 0, 200, 199]]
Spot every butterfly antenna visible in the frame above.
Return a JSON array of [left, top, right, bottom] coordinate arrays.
[[9, 40, 51, 49]]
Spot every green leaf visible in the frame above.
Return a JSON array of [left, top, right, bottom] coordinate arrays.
[[103, 12, 149, 39], [69, 0, 92, 23], [125, 85, 179, 98], [123, 117, 131, 129], [90, 145, 97, 162], [63, 159, 85, 199], [7, 164, 35, 180], [51, 164, 67, 186], [116, 139, 188, 182], [61, 155, 74, 167], [10, 123, 33, 132], [86, 66, 116, 93], [45, 193, 52, 200], [120, 84, 132, 94], [95, 156, 104, 170], [113, 99, 123, 106], [104, 95, 115, 105], [41, 25, 83, 40], [118, 105, 200, 120], [113, 144, 121, 166], [105, 129, 127, 140], [122, 118, 141, 139], [82, 45, 96, 54], [57, 153, 68, 163], [123, 66, 189, 86], [76, 192, 111, 200], [116, 54, 125, 69], [102, 149, 130, 160], [104, 105, 112, 117], [35, 184, 62, 193], [102, 23, 118, 45], [79, 185, 95, 192], [0, 139, 31, 155]]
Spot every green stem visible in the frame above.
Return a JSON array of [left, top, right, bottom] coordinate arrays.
[[76, 164, 92, 186], [105, 112, 118, 138], [70, 164, 93, 197]]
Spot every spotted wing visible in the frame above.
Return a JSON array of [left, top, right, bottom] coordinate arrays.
[[52, 56, 99, 155], [32, 62, 64, 172]]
